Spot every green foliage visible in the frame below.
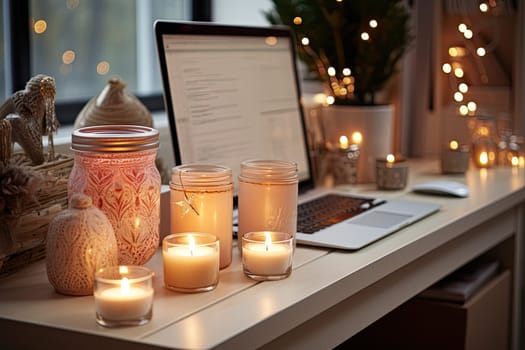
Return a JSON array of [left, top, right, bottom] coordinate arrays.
[[265, 0, 413, 105]]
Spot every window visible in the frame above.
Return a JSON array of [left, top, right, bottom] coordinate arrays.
[[2, 0, 212, 124]]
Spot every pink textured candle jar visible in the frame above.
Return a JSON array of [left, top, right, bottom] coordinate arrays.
[[68, 125, 161, 265]]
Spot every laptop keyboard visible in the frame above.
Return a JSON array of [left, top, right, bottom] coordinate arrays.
[[297, 194, 381, 234]]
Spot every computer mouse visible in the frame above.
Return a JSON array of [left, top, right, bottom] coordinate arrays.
[[412, 180, 470, 198]]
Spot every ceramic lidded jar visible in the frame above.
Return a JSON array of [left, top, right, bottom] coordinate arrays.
[[68, 125, 161, 265], [46, 193, 118, 296]]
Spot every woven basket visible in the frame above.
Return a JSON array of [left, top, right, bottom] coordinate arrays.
[[0, 153, 73, 276]]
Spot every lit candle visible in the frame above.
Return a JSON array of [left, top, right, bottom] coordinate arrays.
[[94, 265, 154, 327], [376, 154, 408, 190], [242, 231, 293, 280], [441, 140, 469, 174], [339, 135, 349, 149], [351, 131, 363, 145], [163, 233, 219, 292]]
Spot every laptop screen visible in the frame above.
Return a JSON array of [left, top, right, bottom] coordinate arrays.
[[155, 21, 313, 196]]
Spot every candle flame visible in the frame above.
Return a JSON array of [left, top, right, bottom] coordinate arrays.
[[449, 140, 459, 151], [479, 151, 489, 165], [512, 156, 519, 167], [351, 131, 363, 145], [386, 154, 395, 163], [121, 277, 130, 295], [264, 232, 272, 252], [189, 235, 195, 256], [339, 135, 349, 149], [119, 266, 129, 274]]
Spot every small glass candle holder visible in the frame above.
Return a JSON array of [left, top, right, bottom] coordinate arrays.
[[162, 233, 220, 293], [441, 141, 470, 174], [331, 144, 360, 185], [241, 231, 293, 281], [376, 154, 408, 190], [94, 265, 154, 328]]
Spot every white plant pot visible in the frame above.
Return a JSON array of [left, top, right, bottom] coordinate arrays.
[[321, 104, 394, 183]]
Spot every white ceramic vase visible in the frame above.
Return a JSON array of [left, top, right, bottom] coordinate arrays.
[[321, 104, 394, 183]]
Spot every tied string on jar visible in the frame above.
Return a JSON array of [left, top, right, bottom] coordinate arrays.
[[175, 169, 200, 217], [40, 76, 59, 162]]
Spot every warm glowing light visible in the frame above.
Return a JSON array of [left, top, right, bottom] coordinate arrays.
[[479, 152, 489, 165], [342, 67, 351, 76], [361, 32, 370, 41], [449, 140, 459, 151], [326, 96, 335, 105], [97, 61, 110, 75], [459, 105, 469, 116], [386, 154, 395, 163], [519, 156, 525, 168], [293, 16, 302, 25], [467, 101, 477, 111], [188, 235, 195, 255], [369, 19, 378, 28], [327, 67, 336, 76], [477, 47, 486, 56], [34, 20, 47, 34], [464, 29, 473, 39], [454, 67, 464, 78], [301, 37, 309, 46], [459, 83, 468, 93], [454, 92, 464, 102], [120, 277, 130, 295], [351, 131, 363, 145], [343, 77, 351, 84], [512, 156, 519, 166], [442, 63, 452, 74], [448, 46, 466, 57], [264, 232, 272, 251], [119, 266, 129, 274], [339, 135, 349, 149], [62, 50, 76, 64], [479, 2, 489, 12], [265, 36, 277, 46], [458, 23, 467, 33]]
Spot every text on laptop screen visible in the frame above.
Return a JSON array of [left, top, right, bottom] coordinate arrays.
[[162, 33, 310, 195]]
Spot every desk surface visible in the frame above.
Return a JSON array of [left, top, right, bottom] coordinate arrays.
[[1, 159, 524, 349]]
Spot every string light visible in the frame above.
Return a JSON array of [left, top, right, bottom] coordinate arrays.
[[62, 50, 75, 64], [467, 101, 477, 112], [476, 47, 486, 56], [301, 37, 309, 45], [442, 63, 452, 73], [459, 105, 469, 116], [454, 92, 464, 102], [454, 67, 464, 78], [361, 32, 370, 41], [369, 19, 378, 28], [342, 68, 351, 76], [327, 67, 336, 76], [479, 2, 489, 12], [326, 96, 335, 105], [463, 29, 473, 39], [293, 16, 302, 25], [458, 23, 467, 33], [448, 46, 466, 57], [458, 83, 468, 93], [97, 61, 110, 75], [34, 19, 47, 34]]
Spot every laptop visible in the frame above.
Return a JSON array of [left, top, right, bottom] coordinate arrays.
[[154, 20, 440, 250]]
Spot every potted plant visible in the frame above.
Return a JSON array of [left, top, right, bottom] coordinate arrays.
[[265, 0, 413, 182]]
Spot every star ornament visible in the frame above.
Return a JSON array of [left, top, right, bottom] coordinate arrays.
[[175, 192, 200, 217]]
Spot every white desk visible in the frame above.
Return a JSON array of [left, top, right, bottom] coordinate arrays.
[[1, 159, 524, 349]]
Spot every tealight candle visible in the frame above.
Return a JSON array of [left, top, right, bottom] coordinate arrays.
[[94, 265, 154, 327], [441, 140, 470, 174], [339, 135, 349, 150], [162, 233, 219, 293], [376, 154, 408, 190], [242, 231, 293, 281]]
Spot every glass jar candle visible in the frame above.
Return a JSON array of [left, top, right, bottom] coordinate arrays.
[[238, 159, 298, 249], [68, 125, 161, 266], [170, 164, 233, 269]]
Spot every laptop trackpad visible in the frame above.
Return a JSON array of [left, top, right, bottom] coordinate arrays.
[[350, 211, 413, 229]]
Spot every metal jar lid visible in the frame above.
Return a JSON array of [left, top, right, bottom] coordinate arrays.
[[71, 125, 159, 153]]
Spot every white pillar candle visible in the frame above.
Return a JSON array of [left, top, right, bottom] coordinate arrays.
[[163, 233, 219, 292], [95, 278, 154, 320], [94, 265, 154, 327], [242, 232, 293, 280]]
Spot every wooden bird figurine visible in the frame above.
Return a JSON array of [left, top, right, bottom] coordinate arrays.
[[0, 74, 59, 165]]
